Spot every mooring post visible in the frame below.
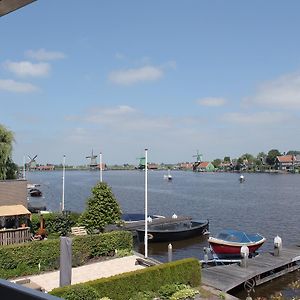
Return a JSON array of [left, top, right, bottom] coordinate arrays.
[[59, 236, 72, 287], [203, 247, 209, 264], [274, 235, 282, 256], [168, 243, 173, 262], [240, 245, 249, 268]]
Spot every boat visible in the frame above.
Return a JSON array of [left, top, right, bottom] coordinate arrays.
[[121, 213, 165, 223], [239, 175, 245, 183], [163, 169, 172, 181], [27, 183, 40, 189], [208, 229, 266, 257], [28, 188, 42, 197], [136, 219, 209, 243]]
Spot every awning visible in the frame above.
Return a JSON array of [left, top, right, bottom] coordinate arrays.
[[0, 205, 31, 217]]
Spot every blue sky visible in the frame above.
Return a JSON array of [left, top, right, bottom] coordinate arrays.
[[1, 1, 300, 165]]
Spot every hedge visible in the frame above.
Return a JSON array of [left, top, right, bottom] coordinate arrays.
[[50, 258, 201, 300], [0, 231, 132, 279]]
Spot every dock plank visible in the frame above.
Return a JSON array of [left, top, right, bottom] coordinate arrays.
[[202, 246, 300, 292]]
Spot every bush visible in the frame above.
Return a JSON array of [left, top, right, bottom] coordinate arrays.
[[158, 283, 188, 299], [78, 182, 121, 233], [30, 212, 80, 236], [50, 258, 201, 300], [170, 287, 199, 300], [0, 230, 132, 279]]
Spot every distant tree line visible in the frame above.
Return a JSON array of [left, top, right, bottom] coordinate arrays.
[[211, 149, 300, 171]]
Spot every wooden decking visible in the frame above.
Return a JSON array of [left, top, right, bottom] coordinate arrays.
[[202, 246, 300, 292]]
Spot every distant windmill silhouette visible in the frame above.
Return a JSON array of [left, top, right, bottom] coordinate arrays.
[[86, 150, 98, 169], [27, 154, 38, 170], [192, 150, 203, 171]]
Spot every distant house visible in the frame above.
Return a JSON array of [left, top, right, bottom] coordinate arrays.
[[148, 163, 158, 170], [37, 164, 55, 171], [195, 162, 215, 172], [178, 162, 193, 170], [275, 155, 299, 170]]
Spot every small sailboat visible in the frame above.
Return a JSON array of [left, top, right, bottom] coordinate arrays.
[[163, 169, 172, 181]]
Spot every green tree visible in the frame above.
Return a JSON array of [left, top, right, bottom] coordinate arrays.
[[212, 159, 221, 168], [79, 182, 121, 233], [266, 149, 281, 166], [287, 150, 300, 156], [0, 124, 17, 180], [223, 156, 231, 163]]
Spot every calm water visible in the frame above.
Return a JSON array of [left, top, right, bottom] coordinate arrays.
[[27, 170, 300, 298]]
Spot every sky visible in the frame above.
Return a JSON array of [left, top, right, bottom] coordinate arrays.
[[1, 1, 300, 166]]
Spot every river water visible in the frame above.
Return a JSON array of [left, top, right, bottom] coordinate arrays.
[[27, 170, 300, 298]]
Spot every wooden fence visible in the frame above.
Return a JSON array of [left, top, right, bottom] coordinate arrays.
[[0, 227, 31, 246]]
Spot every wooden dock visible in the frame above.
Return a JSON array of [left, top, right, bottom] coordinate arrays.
[[202, 246, 300, 292]]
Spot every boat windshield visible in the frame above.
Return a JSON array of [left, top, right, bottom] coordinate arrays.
[[217, 230, 262, 243]]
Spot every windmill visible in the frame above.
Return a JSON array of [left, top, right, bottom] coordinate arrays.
[[136, 155, 146, 170], [86, 150, 98, 169], [192, 150, 203, 171], [27, 154, 38, 170]]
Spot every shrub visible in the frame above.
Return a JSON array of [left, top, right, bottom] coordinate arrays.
[[50, 258, 201, 300], [78, 182, 121, 233], [170, 287, 199, 300], [0, 231, 132, 279], [158, 283, 188, 299], [30, 212, 80, 236]]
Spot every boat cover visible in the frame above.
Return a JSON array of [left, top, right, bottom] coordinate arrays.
[[217, 229, 263, 243]]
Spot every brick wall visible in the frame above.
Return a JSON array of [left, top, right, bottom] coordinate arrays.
[[0, 180, 27, 207]]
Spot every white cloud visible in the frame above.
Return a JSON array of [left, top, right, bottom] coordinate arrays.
[[197, 97, 226, 107], [4, 61, 50, 77], [25, 49, 66, 61], [245, 72, 300, 109], [0, 79, 38, 93], [108, 65, 164, 85], [221, 111, 291, 125]]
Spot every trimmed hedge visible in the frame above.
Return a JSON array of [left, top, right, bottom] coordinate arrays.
[[0, 231, 132, 279], [50, 258, 201, 300]]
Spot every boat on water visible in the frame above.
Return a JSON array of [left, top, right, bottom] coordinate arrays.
[[121, 213, 165, 223], [239, 175, 245, 183], [136, 219, 209, 243], [27, 183, 40, 189], [28, 188, 42, 197], [163, 169, 172, 181], [208, 229, 266, 257]]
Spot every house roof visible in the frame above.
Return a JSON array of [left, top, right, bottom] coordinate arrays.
[[276, 155, 295, 163], [0, 205, 31, 217], [197, 162, 210, 168]]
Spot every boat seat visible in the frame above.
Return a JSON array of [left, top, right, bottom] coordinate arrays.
[[71, 226, 87, 236]]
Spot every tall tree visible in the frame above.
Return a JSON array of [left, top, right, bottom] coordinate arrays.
[[266, 149, 281, 166], [79, 182, 121, 233], [0, 124, 17, 180]]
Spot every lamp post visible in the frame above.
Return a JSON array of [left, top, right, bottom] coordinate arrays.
[[144, 148, 148, 258], [62, 155, 66, 212], [23, 155, 26, 179]]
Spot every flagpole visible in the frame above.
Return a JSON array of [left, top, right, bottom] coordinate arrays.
[[100, 152, 103, 183], [62, 155, 66, 212], [23, 156, 26, 180], [144, 148, 148, 258]]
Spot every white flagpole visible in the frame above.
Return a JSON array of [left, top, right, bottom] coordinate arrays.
[[144, 148, 148, 258], [62, 155, 66, 212], [23, 156, 26, 179], [100, 152, 103, 183]]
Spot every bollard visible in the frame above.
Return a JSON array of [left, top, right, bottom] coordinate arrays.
[[60, 236, 72, 287], [168, 243, 173, 262], [203, 247, 209, 264], [240, 245, 249, 268], [172, 213, 177, 219], [274, 235, 282, 256]]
